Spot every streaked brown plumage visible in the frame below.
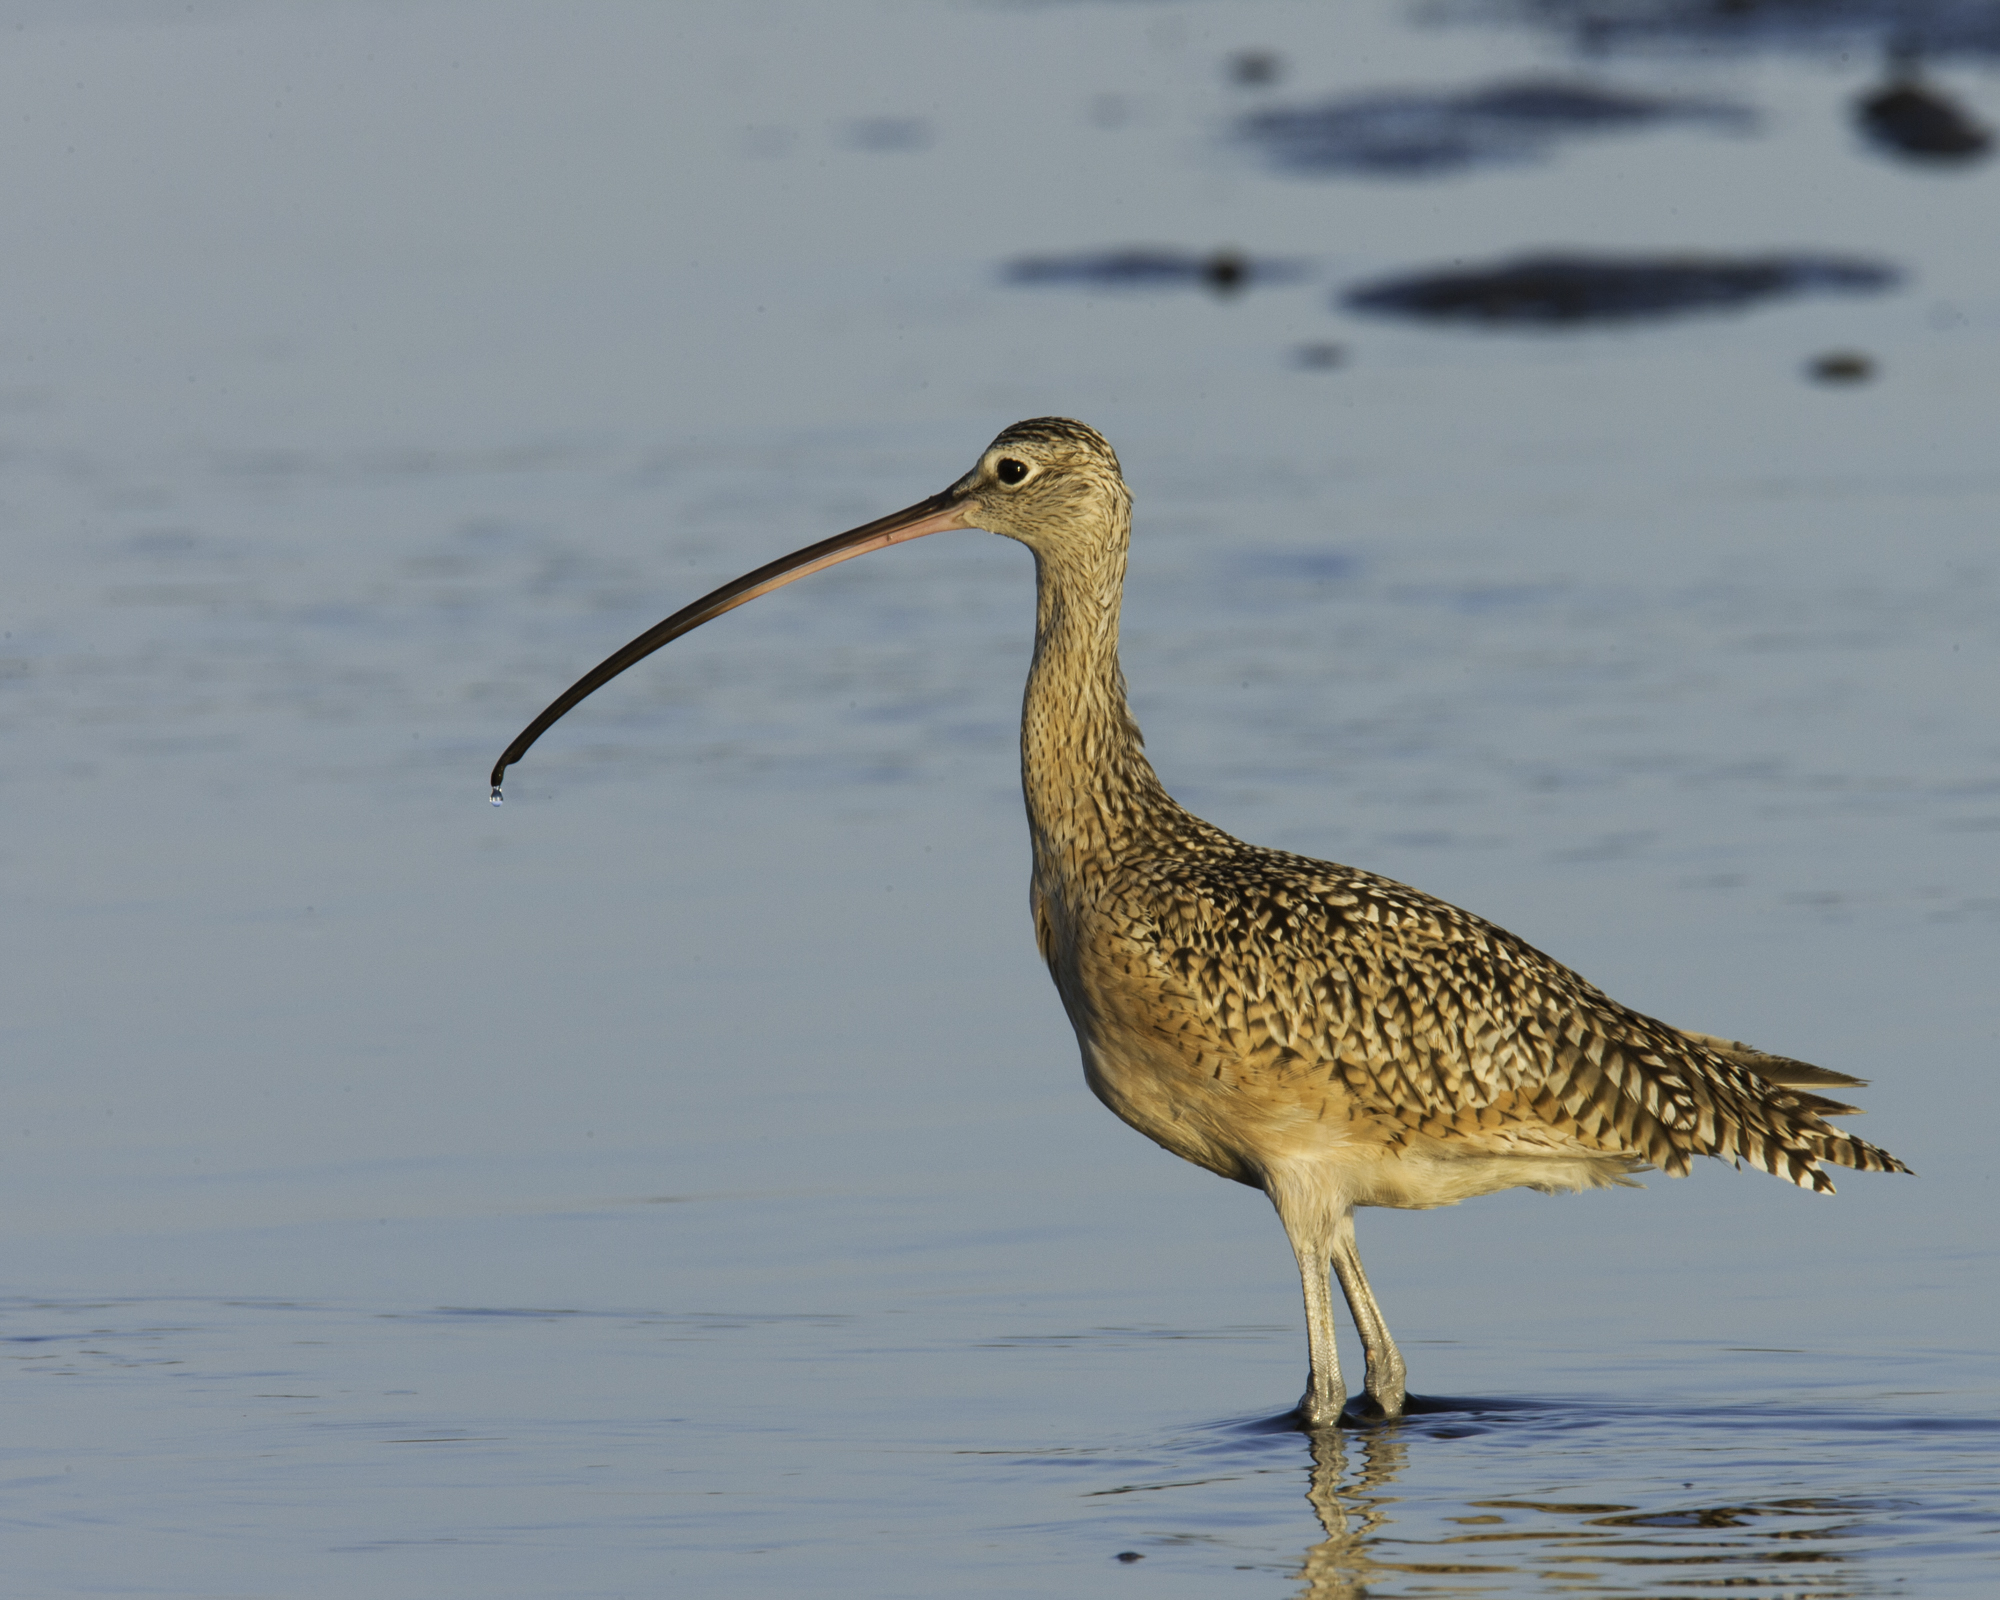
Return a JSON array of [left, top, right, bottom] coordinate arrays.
[[493, 416, 1910, 1427]]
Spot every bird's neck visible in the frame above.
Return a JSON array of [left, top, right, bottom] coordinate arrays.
[[1020, 535, 1174, 881]]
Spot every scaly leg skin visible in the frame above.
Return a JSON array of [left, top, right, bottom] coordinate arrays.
[[1286, 1221, 1346, 1428], [1330, 1215, 1406, 1421]]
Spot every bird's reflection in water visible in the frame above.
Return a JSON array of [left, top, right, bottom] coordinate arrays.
[[1295, 1423, 1405, 1599], [1279, 1403, 1880, 1599]]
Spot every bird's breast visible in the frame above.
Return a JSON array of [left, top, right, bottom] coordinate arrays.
[[1032, 869, 1380, 1189]]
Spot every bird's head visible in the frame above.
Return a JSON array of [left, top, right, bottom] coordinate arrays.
[[949, 417, 1132, 564]]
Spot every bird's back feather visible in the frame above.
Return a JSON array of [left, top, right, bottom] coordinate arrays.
[[1114, 835, 1910, 1194]]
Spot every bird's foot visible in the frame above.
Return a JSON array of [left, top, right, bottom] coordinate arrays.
[[1295, 1385, 1348, 1431], [1344, 1388, 1406, 1425], [1355, 1357, 1408, 1423]]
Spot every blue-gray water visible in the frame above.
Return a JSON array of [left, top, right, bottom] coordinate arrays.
[[3, 2, 1997, 1594]]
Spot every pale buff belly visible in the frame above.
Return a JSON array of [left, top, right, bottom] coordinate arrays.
[[1071, 1004, 1376, 1192], [1068, 975, 1648, 1211]]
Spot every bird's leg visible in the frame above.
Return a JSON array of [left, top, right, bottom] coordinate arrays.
[[1329, 1215, 1406, 1420], [1291, 1236, 1346, 1427], [1270, 1189, 1346, 1427]]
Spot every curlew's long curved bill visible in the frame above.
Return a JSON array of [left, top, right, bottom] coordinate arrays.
[[490, 489, 974, 795]]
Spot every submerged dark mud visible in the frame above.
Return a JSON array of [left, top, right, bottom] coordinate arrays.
[[1857, 72, 1993, 161], [1438, 0, 2000, 59], [1004, 247, 1305, 294], [1344, 250, 1899, 324], [1237, 76, 1752, 176]]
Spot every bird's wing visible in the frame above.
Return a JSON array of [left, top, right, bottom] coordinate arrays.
[[1123, 847, 1906, 1189]]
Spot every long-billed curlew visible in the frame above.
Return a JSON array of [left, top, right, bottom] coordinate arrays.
[[492, 419, 1909, 1427]]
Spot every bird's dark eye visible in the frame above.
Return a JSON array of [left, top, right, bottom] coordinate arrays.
[[995, 458, 1029, 485]]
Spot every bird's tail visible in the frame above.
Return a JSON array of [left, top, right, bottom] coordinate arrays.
[[1670, 1029, 1914, 1192]]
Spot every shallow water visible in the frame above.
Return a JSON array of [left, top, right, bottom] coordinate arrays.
[[3, 1, 1998, 1595], [7, 1287, 1997, 1595]]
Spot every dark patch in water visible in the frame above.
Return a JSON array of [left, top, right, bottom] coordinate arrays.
[[1395, 1392, 1552, 1418], [1226, 49, 1285, 87], [423, 1306, 587, 1318], [1809, 350, 1875, 383], [845, 117, 932, 153], [1441, 0, 2000, 59], [1344, 251, 1899, 325], [1858, 68, 1992, 161], [1229, 1408, 1321, 1436], [1238, 76, 1751, 176], [1004, 248, 1305, 296]]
